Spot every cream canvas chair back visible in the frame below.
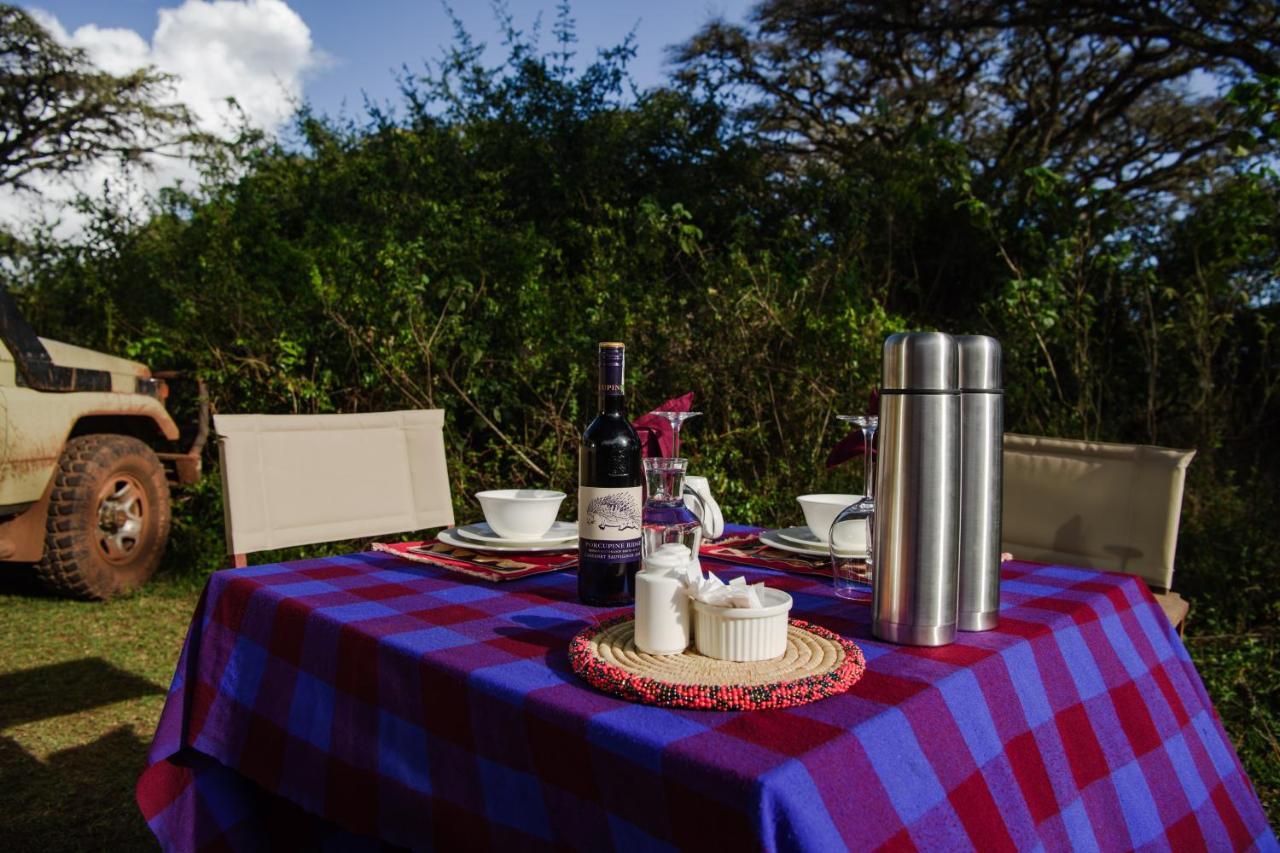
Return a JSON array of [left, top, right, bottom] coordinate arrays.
[[1002, 433, 1195, 591], [216, 410, 454, 565]]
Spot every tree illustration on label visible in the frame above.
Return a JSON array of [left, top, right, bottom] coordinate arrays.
[[585, 492, 640, 531]]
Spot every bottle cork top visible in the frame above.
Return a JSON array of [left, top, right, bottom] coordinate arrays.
[[598, 341, 625, 348]]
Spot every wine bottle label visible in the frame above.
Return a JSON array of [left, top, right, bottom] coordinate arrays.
[[578, 486, 642, 562]]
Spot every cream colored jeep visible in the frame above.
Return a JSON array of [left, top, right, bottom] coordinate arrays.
[[0, 287, 207, 599]]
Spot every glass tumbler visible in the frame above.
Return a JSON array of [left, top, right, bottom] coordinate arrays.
[[642, 458, 702, 558]]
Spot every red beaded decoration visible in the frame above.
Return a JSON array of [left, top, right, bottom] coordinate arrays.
[[568, 617, 866, 710]]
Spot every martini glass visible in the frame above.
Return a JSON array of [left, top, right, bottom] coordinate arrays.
[[652, 410, 702, 458], [831, 414, 878, 598]]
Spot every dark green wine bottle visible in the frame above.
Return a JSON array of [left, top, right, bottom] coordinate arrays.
[[577, 342, 643, 606]]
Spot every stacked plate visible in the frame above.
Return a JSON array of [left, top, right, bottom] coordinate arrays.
[[758, 526, 867, 560], [436, 520, 578, 553]]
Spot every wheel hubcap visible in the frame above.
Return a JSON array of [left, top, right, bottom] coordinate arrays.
[[96, 475, 146, 563]]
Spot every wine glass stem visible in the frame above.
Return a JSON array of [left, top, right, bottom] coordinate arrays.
[[862, 425, 876, 499]]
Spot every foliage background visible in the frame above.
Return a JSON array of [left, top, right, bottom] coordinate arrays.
[[3, 2, 1277, 825]]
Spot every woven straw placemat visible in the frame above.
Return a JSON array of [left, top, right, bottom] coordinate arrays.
[[569, 617, 865, 710]]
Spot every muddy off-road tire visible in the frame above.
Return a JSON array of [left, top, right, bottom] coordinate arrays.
[[35, 435, 171, 600]]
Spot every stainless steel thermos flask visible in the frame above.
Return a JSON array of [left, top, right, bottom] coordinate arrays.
[[955, 335, 1003, 632], [872, 333, 962, 646]]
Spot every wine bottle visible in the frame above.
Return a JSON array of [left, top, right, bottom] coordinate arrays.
[[578, 342, 643, 605]]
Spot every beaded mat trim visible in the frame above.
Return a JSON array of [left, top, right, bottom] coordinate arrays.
[[569, 617, 865, 710]]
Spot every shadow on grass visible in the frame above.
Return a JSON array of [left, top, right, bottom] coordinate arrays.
[[0, 659, 164, 728], [0, 562, 57, 599], [0, 659, 167, 850], [0, 727, 157, 850], [0, 559, 212, 602]]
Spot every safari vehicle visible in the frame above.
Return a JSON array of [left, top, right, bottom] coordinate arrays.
[[0, 286, 208, 598]]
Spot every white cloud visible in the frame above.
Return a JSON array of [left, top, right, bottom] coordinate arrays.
[[151, 0, 317, 134], [2, 1, 320, 239]]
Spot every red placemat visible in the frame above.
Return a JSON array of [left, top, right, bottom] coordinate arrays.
[[700, 532, 842, 578], [373, 539, 577, 582]]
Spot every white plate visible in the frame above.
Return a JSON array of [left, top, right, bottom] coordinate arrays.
[[779, 522, 868, 555], [758, 528, 866, 559], [776, 525, 826, 549], [436, 527, 578, 554], [455, 520, 577, 545]]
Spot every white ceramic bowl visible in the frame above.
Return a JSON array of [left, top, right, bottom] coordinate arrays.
[[693, 588, 793, 662], [796, 493, 868, 551], [475, 489, 566, 540]]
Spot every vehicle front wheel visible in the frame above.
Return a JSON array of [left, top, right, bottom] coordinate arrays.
[[35, 435, 171, 600]]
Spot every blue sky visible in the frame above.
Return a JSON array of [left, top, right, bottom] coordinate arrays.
[[5, 1, 757, 233], [27, 1, 756, 119]]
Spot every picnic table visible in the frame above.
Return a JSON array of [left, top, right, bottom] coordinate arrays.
[[136, 525, 1275, 851]]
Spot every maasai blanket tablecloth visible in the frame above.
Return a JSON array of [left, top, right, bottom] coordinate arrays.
[[137, 525, 1276, 851]]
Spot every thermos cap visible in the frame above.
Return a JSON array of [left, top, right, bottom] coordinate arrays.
[[882, 332, 958, 391], [954, 335, 1003, 392]]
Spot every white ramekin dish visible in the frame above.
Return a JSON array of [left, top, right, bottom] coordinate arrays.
[[475, 489, 566, 540], [693, 588, 793, 662], [796, 493, 867, 550]]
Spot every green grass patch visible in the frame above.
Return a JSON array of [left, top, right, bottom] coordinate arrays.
[[0, 570, 202, 850], [1184, 627, 1280, 822]]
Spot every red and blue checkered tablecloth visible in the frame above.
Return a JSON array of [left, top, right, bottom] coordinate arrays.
[[137, 526, 1276, 851]]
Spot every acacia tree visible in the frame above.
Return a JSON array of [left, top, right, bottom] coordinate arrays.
[[0, 4, 192, 194], [676, 0, 1277, 206], [676, 0, 1279, 444]]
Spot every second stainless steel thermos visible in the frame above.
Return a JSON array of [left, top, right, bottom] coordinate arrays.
[[956, 335, 1003, 632], [872, 333, 962, 647], [870, 332, 1002, 646]]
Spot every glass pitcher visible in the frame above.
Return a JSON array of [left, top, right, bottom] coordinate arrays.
[[641, 458, 702, 559]]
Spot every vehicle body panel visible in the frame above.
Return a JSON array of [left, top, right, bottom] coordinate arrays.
[[0, 286, 206, 570], [0, 386, 7, 468], [0, 339, 181, 509], [39, 338, 150, 388]]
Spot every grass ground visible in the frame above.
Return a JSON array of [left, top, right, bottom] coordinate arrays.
[[1, 562, 1275, 850], [1182, 629, 1280, 822], [0, 568, 202, 850]]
